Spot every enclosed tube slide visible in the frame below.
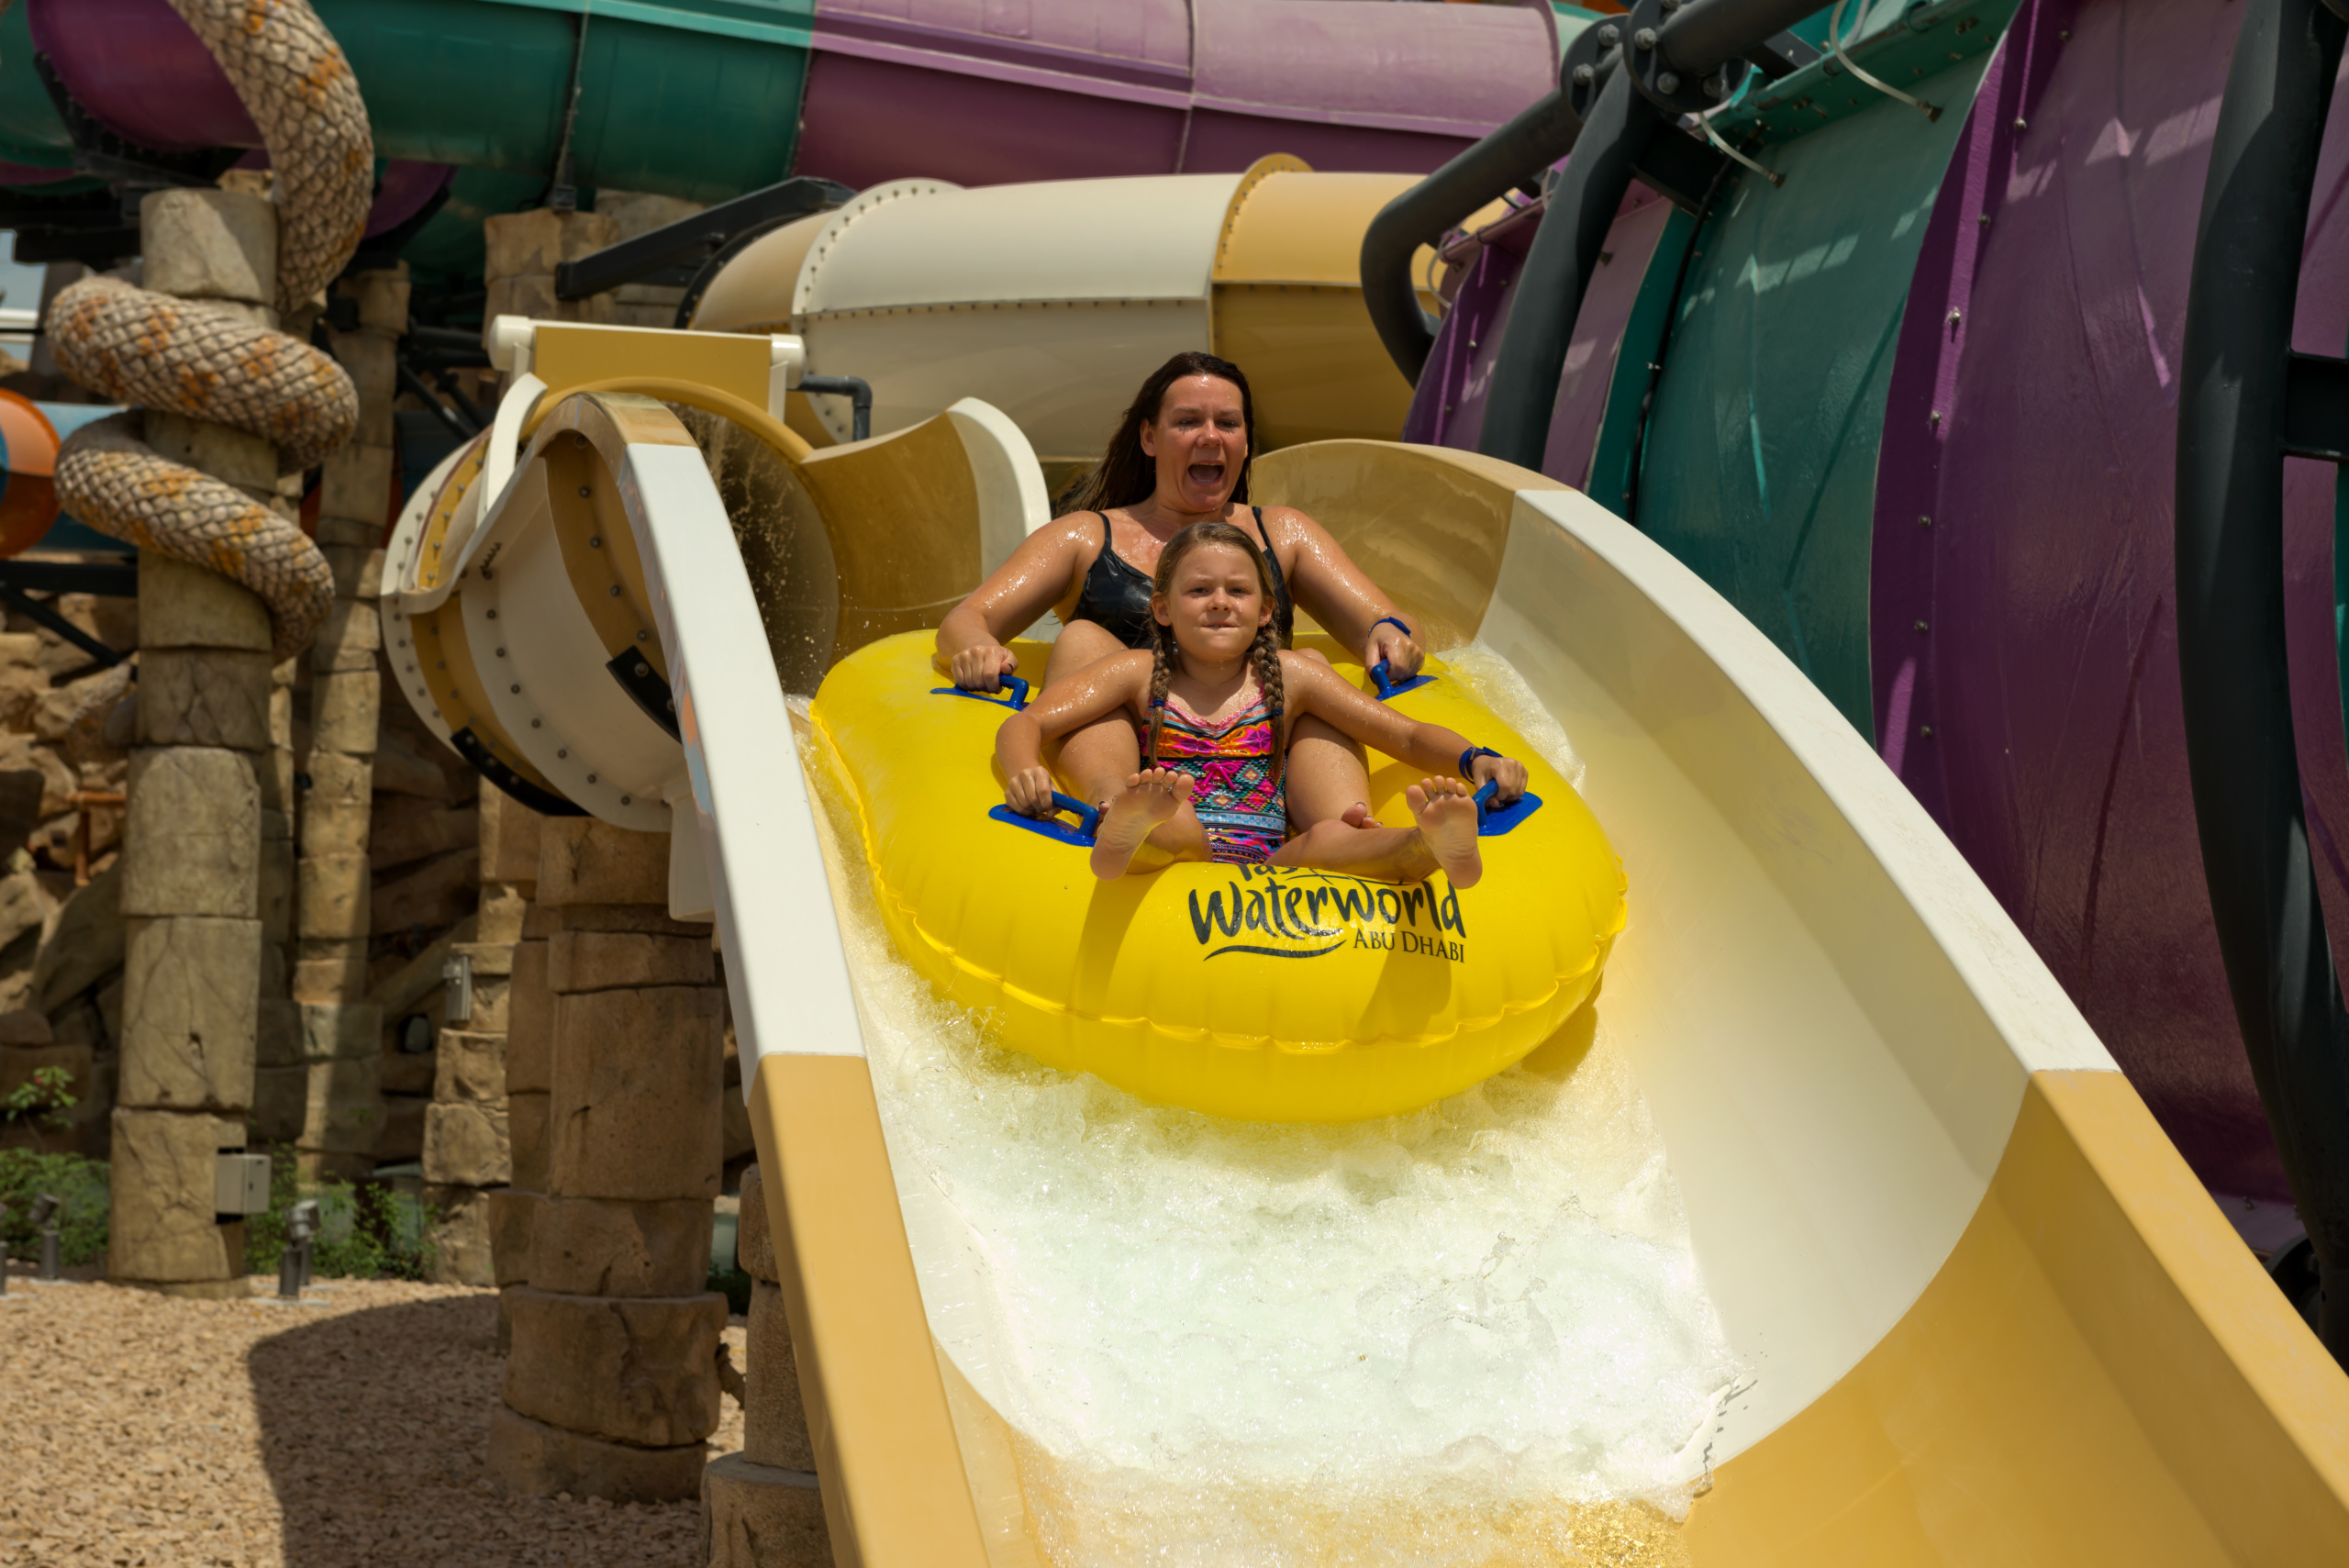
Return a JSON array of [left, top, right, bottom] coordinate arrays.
[[396, 321, 2349, 1562]]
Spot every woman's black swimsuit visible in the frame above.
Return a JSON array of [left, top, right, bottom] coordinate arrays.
[[1068, 508, 1294, 651]]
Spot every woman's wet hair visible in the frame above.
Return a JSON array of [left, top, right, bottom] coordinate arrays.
[[1069, 351, 1257, 514], [1141, 519, 1285, 791]]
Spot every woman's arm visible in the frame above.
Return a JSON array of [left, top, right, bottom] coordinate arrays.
[[1282, 657, 1530, 802], [1264, 506, 1426, 680], [936, 517, 1091, 690], [996, 651, 1154, 814]]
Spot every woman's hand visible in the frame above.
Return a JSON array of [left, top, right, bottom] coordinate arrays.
[[952, 641, 1019, 693], [1469, 751, 1530, 804], [1366, 618, 1424, 681], [1004, 764, 1059, 817]]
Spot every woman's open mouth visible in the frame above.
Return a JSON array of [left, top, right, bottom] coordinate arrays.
[[1187, 461, 1226, 489]]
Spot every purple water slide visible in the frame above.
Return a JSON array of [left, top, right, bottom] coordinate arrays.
[[1873, 0, 2349, 1203], [25, 0, 451, 236], [794, 0, 1561, 188], [1402, 184, 1671, 488]]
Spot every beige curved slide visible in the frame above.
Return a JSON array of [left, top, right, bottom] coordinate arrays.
[[392, 325, 2349, 1562]]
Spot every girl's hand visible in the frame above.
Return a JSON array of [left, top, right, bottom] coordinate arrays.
[[1004, 765, 1059, 817], [1366, 618, 1423, 680], [1469, 751, 1529, 803], [952, 641, 1019, 692]]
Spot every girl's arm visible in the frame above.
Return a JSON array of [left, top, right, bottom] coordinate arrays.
[[1282, 656, 1531, 801], [996, 651, 1154, 815], [936, 516, 1091, 690], [1264, 506, 1426, 680]]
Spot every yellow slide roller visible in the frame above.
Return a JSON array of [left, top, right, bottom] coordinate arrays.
[[809, 629, 1628, 1121]]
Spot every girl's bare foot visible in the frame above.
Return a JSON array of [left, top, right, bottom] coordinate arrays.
[[1091, 767, 1193, 878], [1408, 778, 1484, 887]]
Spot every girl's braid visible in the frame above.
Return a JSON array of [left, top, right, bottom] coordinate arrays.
[[1145, 615, 1175, 768], [1252, 622, 1285, 792]]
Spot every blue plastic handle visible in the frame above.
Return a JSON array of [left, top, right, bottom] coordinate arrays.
[[931, 674, 1030, 710], [1369, 659, 1434, 700], [989, 790, 1099, 846], [1472, 778, 1543, 837]]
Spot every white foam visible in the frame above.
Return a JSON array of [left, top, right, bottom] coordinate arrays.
[[800, 658, 1738, 1565]]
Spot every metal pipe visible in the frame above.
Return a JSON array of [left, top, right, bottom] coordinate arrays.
[[1658, 0, 1838, 75], [1476, 68, 1658, 471], [2176, 0, 2349, 1362], [1358, 86, 1586, 382], [800, 374, 874, 443]]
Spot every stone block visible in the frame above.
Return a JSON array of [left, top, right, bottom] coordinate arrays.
[[488, 1188, 540, 1287], [124, 747, 259, 918], [313, 516, 381, 550], [117, 915, 260, 1111], [0, 1008, 54, 1047], [700, 1452, 829, 1568], [259, 834, 294, 943], [107, 1108, 247, 1284], [308, 669, 380, 756], [299, 799, 372, 861], [507, 940, 551, 1093], [370, 801, 475, 872], [479, 881, 531, 944], [32, 862, 121, 1013], [299, 1000, 380, 1062], [136, 648, 273, 751], [254, 998, 302, 1068], [481, 784, 545, 884], [318, 439, 394, 525], [547, 929, 714, 994], [143, 410, 276, 492], [318, 542, 384, 600], [329, 331, 397, 445], [551, 902, 710, 937], [291, 948, 367, 1004], [484, 208, 618, 278], [537, 817, 671, 908], [259, 746, 295, 817], [138, 552, 272, 653], [0, 1040, 92, 1106], [743, 1281, 814, 1471], [250, 1064, 305, 1142], [295, 852, 370, 940], [509, 1090, 551, 1190], [549, 986, 724, 1201], [380, 1032, 436, 1096], [373, 847, 477, 935], [337, 267, 409, 335], [485, 1403, 706, 1506], [530, 1195, 712, 1298], [737, 1163, 775, 1285], [423, 1100, 509, 1185], [434, 1028, 507, 1105], [377, 1091, 427, 1162], [427, 1183, 495, 1286], [305, 748, 373, 809], [293, 1050, 381, 1154], [502, 1286, 725, 1447], [484, 273, 560, 326], [451, 940, 515, 979], [308, 595, 384, 673], [140, 187, 275, 305]]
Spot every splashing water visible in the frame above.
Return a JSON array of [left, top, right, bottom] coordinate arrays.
[[794, 648, 1740, 1566]]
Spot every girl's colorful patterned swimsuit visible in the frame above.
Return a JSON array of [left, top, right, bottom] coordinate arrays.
[[1156, 692, 1287, 865]]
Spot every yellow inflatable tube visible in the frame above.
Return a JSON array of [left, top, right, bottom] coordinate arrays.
[[810, 631, 1628, 1121]]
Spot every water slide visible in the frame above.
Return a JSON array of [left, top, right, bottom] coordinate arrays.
[[0, 0, 1568, 283], [385, 317, 2349, 1562]]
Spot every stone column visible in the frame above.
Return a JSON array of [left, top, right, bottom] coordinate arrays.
[[482, 209, 617, 337], [109, 189, 284, 1296], [282, 267, 400, 1180], [703, 1162, 829, 1567], [488, 817, 725, 1504], [487, 792, 554, 1337], [423, 782, 542, 1285]]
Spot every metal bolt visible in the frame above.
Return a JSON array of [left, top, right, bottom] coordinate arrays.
[[557, 749, 568, 759], [1920, 725, 1934, 737], [2014, 118, 2027, 131], [577, 485, 591, 498], [587, 773, 597, 784], [495, 647, 506, 657], [1657, 71, 1679, 93], [1920, 514, 1932, 528], [589, 536, 602, 549], [1978, 213, 1990, 227], [486, 608, 497, 619], [1598, 23, 1619, 45], [636, 630, 650, 642], [1948, 307, 1962, 326], [634, 662, 651, 678], [530, 718, 541, 728], [1634, 27, 1657, 50], [609, 584, 623, 596], [1930, 410, 1943, 426], [1573, 62, 1595, 85], [1915, 620, 1929, 633], [509, 684, 520, 694], [620, 795, 631, 806], [1703, 73, 1727, 98]]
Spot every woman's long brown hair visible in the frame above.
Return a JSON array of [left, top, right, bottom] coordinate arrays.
[[1142, 520, 1286, 792], [1069, 351, 1258, 515]]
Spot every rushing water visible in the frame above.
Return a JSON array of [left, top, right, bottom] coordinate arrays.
[[795, 649, 1742, 1565]]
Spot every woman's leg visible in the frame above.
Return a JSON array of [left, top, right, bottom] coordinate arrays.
[[1283, 650, 1376, 830], [1269, 779, 1485, 885], [1042, 620, 1143, 807]]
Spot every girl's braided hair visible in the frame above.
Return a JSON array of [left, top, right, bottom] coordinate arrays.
[[1143, 520, 1286, 791]]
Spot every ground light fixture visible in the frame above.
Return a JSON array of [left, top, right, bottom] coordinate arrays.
[[279, 1198, 322, 1300], [28, 1193, 59, 1281]]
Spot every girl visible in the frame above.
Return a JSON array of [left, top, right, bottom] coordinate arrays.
[[996, 520, 1531, 884]]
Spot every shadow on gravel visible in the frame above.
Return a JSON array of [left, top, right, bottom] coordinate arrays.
[[245, 1291, 706, 1567]]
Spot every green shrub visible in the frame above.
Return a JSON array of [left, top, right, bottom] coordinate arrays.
[[2, 1064, 79, 1129], [0, 1150, 109, 1265], [243, 1149, 440, 1281]]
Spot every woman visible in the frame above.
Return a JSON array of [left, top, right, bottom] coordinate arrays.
[[936, 351, 1426, 829]]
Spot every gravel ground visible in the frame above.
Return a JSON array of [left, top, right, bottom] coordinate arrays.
[[0, 1265, 748, 1567]]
